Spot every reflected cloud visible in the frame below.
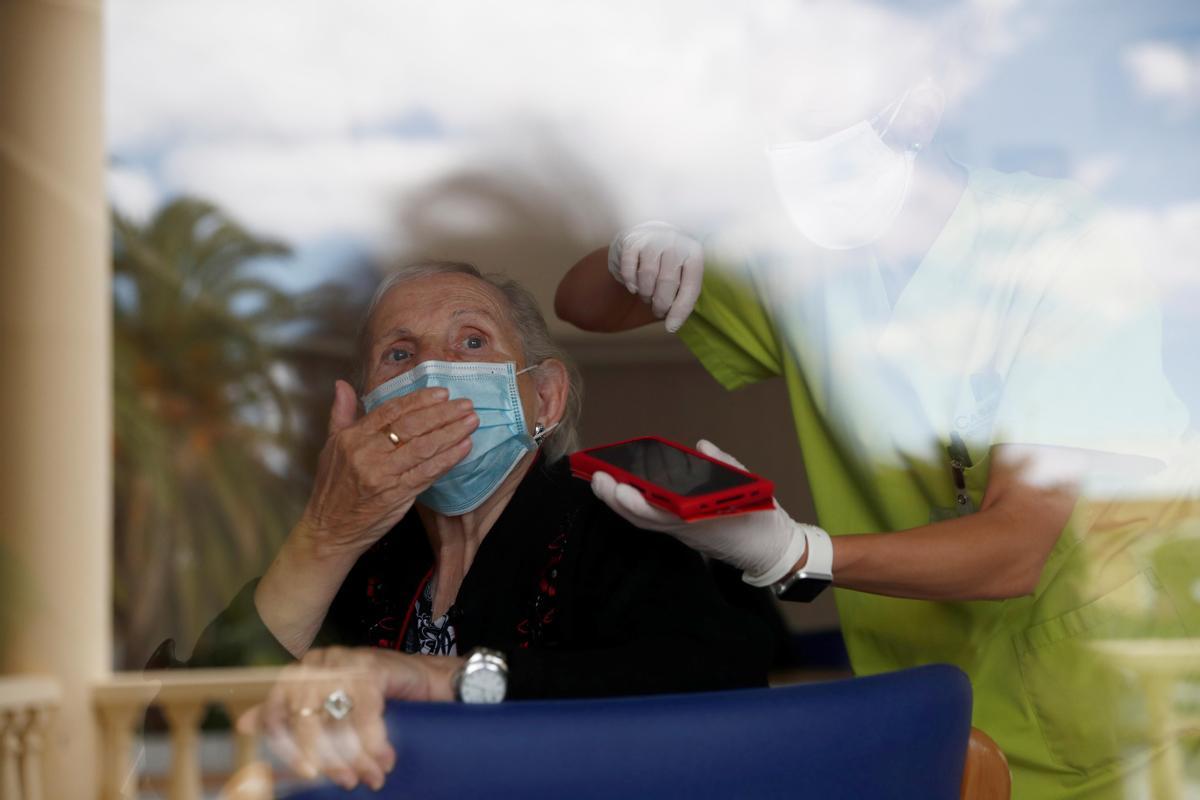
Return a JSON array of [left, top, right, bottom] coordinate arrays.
[[107, 163, 160, 222], [160, 137, 465, 245], [106, 0, 1050, 247], [1123, 40, 1200, 113]]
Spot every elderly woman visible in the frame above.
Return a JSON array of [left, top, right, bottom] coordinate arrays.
[[181, 262, 770, 790]]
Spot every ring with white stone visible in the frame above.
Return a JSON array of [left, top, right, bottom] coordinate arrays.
[[323, 688, 353, 721]]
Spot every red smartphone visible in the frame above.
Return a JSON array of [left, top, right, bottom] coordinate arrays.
[[569, 436, 775, 521]]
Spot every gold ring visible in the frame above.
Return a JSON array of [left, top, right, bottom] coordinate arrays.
[[386, 429, 402, 447], [292, 706, 317, 718]]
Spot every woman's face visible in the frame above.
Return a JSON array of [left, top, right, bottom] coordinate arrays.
[[363, 273, 542, 427]]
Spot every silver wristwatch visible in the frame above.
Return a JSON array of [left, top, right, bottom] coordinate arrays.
[[452, 647, 508, 704]]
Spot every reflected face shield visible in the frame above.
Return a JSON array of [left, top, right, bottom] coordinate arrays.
[[765, 87, 925, 250]]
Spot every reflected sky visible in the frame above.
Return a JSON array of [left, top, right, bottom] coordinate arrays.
[[105, 0, 1200, 414]]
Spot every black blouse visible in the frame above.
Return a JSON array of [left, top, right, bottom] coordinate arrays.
[[181, 456, 772, 699]]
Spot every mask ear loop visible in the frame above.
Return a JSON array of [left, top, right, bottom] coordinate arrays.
[[517, 362, 559, 445], [870, 85, 921, 153]]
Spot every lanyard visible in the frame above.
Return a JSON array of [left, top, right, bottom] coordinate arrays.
[[948, 432, 976, 514]]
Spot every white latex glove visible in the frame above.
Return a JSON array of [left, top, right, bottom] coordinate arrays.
[[590, 439, 821, 585], [608, 221, 704, 333]]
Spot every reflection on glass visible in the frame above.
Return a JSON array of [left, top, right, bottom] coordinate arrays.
[[99, 1, 1200, 796]]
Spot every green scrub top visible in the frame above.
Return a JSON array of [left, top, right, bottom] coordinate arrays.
[[677, 167, 1196, 799]]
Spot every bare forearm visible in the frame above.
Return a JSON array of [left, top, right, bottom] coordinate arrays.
[[788, 446, 1080, 602], [554, 247, 656, 332], [829, 508, 1058, 600], [255, 522, 363, 657]]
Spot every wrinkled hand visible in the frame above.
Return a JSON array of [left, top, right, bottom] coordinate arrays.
[[608, 221, 704, 332], [591, 439, 815, 584], [237, 647, 461, 792], [300, 379, 479, 556]]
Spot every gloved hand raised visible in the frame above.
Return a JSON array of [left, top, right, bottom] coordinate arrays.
[[590, 439, 823, 586], [608, 221, 704, 333]]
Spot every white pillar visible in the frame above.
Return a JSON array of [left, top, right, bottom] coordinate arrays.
[[0, 1, 110, 798]]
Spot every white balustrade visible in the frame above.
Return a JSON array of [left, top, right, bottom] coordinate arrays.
[[0, 677, 60, 800], [93, 667, 282, 800]]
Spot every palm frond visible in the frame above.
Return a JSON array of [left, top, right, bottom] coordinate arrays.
[[111, 196, 363, 667]]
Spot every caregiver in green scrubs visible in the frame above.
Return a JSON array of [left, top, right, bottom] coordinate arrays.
[[556, 83, 1193, 800]]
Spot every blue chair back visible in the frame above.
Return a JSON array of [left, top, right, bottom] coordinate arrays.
[[285, 663, 972, 800]]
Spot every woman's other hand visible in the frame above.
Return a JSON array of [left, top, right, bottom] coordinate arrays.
[[236, 646, 461, 792]]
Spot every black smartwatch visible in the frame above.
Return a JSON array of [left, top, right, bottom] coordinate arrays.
[[772, 526, 833, 603]]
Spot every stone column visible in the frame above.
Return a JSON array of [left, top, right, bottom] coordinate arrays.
[[0, 1, 110, 798]]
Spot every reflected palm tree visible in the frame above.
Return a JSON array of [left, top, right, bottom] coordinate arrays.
[[112, 197, 369, 667]]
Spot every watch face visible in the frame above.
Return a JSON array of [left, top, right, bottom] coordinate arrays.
[[460, 665, 507, 704], [777, 574, 831, 603]]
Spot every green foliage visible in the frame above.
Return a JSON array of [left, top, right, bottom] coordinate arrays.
[[111, 197, 365, 668]]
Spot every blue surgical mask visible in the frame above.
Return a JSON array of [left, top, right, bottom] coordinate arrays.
[[361, 360, 541, 516]]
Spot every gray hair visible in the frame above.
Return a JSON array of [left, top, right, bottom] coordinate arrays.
[[356, 261, 583, 462]]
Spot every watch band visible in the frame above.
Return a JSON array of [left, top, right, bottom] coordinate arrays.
[[800, 525, 833, 577], [742, 524, 831, 588], [772, 525, 834, 602]]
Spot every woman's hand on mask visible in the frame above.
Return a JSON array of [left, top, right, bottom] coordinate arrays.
[[608, 221, 704, 333], [299, 379, 479, 556], [236, 646, 461, 792], [255, 381, 478, 657]]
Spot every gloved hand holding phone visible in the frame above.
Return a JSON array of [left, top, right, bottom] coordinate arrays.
[[590, 439, 825, 586]]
